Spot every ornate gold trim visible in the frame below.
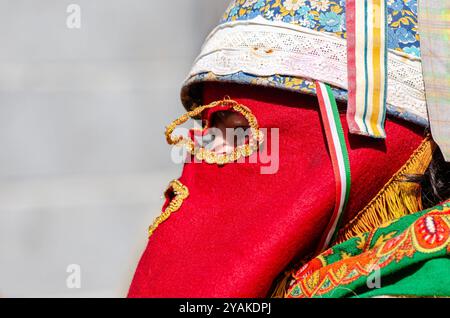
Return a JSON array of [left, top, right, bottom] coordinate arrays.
[[148, 179, 189, 238], [165, 98, 264, 165]]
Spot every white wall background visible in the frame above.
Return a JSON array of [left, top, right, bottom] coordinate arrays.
[[0, 0, 229, 297]]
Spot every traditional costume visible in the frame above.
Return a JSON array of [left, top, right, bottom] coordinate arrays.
[[128, 0, 449, 298]]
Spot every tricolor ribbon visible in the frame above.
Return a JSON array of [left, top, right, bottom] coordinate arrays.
[[346, 0, 388, 139], [315, 81, 352, 252]]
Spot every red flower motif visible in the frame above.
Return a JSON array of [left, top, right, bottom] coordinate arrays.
[[413, 215, 450, 250]]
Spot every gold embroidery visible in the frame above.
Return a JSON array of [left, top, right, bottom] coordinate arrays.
[[148, 180, 189, 238], [165, 98, 264, 165]]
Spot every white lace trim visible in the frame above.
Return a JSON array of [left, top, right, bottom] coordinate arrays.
[[189, 16, 427, 121]]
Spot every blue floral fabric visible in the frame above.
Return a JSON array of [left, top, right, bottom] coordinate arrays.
[[181, 0, 426, 127], [221, 0, 420, 57]]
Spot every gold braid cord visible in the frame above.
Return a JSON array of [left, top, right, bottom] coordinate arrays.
[[165, 99, 264, 165], [148, 179, 189, 238]]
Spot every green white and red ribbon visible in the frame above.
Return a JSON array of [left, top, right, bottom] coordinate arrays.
[[315, 81, 351, 252], [346, 0, 388, 139]]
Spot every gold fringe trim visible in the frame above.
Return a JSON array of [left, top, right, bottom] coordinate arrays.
[[270, 137, 435, 298], [336, 136, 436, 243], [270, 270, 294, 298]]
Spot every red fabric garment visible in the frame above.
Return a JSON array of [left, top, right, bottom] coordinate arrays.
[[128, 83, 424, 298]]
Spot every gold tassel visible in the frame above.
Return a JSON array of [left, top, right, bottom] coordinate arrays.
[[336, 136, 436, 243], [270, 270, 294, 298]]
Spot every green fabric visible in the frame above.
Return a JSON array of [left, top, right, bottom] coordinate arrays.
[[287, 201, 450, 298], [356, 257, 450, 298]]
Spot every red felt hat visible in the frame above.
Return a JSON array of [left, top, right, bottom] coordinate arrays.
[[128, 82, 424, 298]]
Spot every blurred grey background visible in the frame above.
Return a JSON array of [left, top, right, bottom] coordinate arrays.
[[0, 0, 229, 297]]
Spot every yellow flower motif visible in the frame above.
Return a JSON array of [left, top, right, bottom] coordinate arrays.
[[340, 251, 352, 259], [283, 77, 304, 88], [356, 233, 367, 250], [373, 232, 397, 248], [252, 77, 270, 86], [305, 270, 320, 290], [282, 0, 306, 12], [330, 4, 343, 14], [334, 264, 348, 280], [205, 72, 218, 81]]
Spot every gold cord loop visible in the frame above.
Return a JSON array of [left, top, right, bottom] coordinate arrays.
[[165, 99, 264, 165], [148, 179, 189, 238]]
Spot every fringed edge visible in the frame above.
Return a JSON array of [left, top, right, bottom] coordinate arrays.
[[336, 136, 436, 243], [270, 269, 294, 298]]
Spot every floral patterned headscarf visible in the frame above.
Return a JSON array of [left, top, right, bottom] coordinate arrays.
[[181, 0, 426, 127]]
